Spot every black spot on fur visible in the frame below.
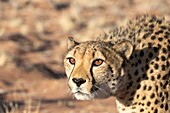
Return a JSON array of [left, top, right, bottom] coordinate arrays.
[[162, 48, 167, 54], [137, 39, 141, 43], [157, 19, 162, 24], [168, 39, 170, 44], [164, 35, 168, 38], [135, 63, 138, 67], [159, 92, 162, 97], [165, 31, 170, 35], [155, 85, 158, 91], [150, 93, 155, 99], [145, 64, 149, 70], [161, 55, 166, 61], [150, 69, 153, 73], [160, 104, 164, 108], [160, 26, 167, 30], [142, 96, 146, 100], [154, 99, 159, 105], [151, 76, 155, 81], [149, 52, 153, 58], [155, 57, 159, 61], [140, 108, 144, 112], [154, 63, 159, 69], [129, 55, 133, 60], [131, 91, 135, 96], [139, 51, 144, 57], [162, 96, 164, 102], [153, 47, 159, 53], [157, 44, 162, 48], [151, 36, 156, 40], [155, 30, 164, 35], [138, 59, 142, 64], [148, 86, 152, 91], [160, 82, 163, 87], [148, 43, 152, 48], [161, 64, 166, 71], [143, 85, 147, 90], [142, 73, 147, 78], [150, 61, 154, 65], [167, 45, 170, 51], [154, 109, 158, 113], [158, 37, 163, 41], [143, 33, 151, 39], [144, 23, 148, 27], [128, 81, 133, 87], [137, 84, 141, 89], [149, 17, 155, 22], [134, 70, 139, 76], [128, 97, 133, 101], [149, 24, 154, 28], [137, 77, 141, 82], [147, 101, 151, 106], [157, 74, 161, 79], [163, 81, 168, 89], [165, 91, 169, 99], [165, 103, 168, 110]]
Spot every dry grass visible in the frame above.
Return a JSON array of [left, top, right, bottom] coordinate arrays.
[[4, 99, 41, 113], [1, 87, 41, 113]]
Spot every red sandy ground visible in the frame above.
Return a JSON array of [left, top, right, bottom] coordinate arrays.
[[0, 0, 169, 113]]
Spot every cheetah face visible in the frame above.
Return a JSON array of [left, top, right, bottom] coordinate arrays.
[[64, 37, 133, 100]]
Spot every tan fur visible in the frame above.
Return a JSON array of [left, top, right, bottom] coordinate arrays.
[[64, 15, 170, 113]]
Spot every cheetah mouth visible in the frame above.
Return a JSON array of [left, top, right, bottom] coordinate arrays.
[[74, 91, 92, 100], [72, 83, 111, 100], [74, 91, 89, 95]]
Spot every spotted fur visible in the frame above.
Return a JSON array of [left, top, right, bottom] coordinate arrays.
[[64, 15, 170, 113]]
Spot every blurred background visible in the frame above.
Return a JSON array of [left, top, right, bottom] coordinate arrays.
[[0, 0, 169, 113]]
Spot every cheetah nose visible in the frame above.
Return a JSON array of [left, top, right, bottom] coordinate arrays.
[[72, 78, 86, 87]]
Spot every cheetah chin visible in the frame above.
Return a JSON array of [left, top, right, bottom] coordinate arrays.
[[74, 92, 93, 100]]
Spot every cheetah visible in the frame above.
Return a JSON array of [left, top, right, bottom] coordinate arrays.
[[64, 15, 170, 113]]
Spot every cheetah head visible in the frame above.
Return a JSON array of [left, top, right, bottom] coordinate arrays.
[[64, 37, 133, 100]]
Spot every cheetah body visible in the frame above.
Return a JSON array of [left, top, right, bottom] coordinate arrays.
[[64, 15, 170, 113]]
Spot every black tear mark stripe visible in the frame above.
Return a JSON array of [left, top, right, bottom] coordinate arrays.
[[68, 61, 76, 80], [108, 65, 114, 73], [90, 67, 96, 85]]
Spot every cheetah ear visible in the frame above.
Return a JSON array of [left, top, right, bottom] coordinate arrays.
[[67, 37, 79, 49], [113, 41, 133, 60]]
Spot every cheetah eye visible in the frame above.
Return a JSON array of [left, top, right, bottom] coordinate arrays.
[[68, 57, 76, 65], [93, 59, 104, 66]]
